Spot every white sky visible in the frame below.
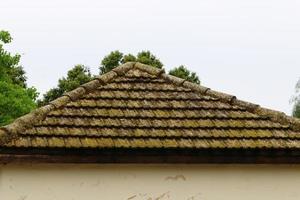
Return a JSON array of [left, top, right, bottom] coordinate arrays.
[[1, 0, 300, 115]]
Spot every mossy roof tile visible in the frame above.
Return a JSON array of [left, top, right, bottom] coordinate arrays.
[[1, 62, 300, 152]]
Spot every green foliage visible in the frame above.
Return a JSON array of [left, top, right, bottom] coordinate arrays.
[[293, 103, 300, 118], [38, 88, 62, 106], [292, 79, 300, 118], [0, 31, 12, 43], [121, 54, 136, 63], [0, 81, 36, 126], [169, 65, 200, 84], [100, 50, 163, 74], [99, 50, 200, 84], [0, 30, 27, 88], [58, 65, 92, 91], [136, 51, 163, 68], [100, 50, 123, 75], [0, 30, 38, 125], [39, 65, 93, 105]]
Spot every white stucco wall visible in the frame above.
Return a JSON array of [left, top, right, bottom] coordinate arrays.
[[1, 164, 300, 200]]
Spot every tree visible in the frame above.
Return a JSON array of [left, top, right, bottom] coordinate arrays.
[[0, 31, 27, 88], [293, 103, 300, 118], [0, 82, 37, 125], [121, 54, 136, 63], [99, 50, 123, 75], [169, 65, 200, 84], [0, 30, 38, 125], [99, 50, 163, 74], [39, 65, 93, 105], [292, 79, 300, 118], [99, 50, 201, 83], [136, 51, 163, 68]]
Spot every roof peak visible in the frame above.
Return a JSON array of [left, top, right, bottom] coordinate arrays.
[[1, 62, 300, 146]]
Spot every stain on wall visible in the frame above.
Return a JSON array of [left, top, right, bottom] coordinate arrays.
[[165, 175, 186, 181]]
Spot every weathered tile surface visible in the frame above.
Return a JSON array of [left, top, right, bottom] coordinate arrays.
[[2, 63, 300, 149]]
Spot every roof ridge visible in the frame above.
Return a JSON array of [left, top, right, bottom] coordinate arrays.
[[0, 62, 136, 145], [134, 62, 300, 131]]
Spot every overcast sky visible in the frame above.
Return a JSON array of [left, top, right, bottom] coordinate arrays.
[[1, 0, 300, 115]]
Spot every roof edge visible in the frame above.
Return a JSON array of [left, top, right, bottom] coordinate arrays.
[[0, 62, 136, 145]]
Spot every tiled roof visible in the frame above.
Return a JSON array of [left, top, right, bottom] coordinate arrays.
[[1, 62, 300, 150]]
